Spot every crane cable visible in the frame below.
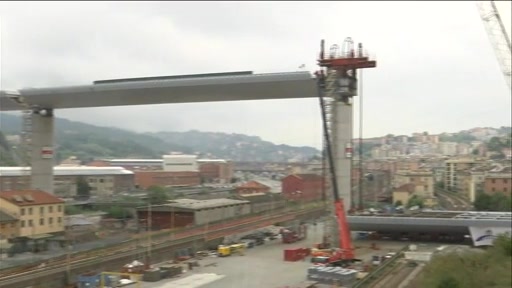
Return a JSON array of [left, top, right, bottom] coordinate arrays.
[[315, 71, 340, 202]]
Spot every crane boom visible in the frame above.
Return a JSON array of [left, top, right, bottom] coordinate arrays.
[[477, 0, 512, 89]]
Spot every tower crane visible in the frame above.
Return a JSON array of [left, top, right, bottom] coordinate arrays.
[[477, 0, 512, 89]]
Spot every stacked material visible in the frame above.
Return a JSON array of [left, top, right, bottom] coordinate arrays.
[[307, 266, 358, 287], [143, 268, 162, 282], [159, 264, 183, 278]]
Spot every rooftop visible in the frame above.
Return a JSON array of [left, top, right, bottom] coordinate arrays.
[[0, 166, 134, 176], [394, 183, 415, 193], [166, 198, 249, 210], [288, 174, 324, 181], [0, 190, 65, 206], [236, 181, 270, 189]]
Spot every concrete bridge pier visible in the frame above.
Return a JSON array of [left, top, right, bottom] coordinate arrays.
[[29, 108, 55, 193]]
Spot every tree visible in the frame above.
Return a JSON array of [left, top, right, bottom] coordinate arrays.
[[76, 176, 92, 199], [474, 192, 511, 212], [394, 200, 403, 207], [407, 195, 424, 208], [473, 192, 492, 211], [105, 206, 130, 219], [493, 234, 512, 257], [147, 186, 169, 204]]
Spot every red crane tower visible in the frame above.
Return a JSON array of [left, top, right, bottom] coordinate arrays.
[[315, 38, 376, 262]]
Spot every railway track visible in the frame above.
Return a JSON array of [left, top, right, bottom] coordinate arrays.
[[0, 208, 286, 277], [0, 208, 321, 286], [372, 260, 416, 288], [436, 189, 472, 210]]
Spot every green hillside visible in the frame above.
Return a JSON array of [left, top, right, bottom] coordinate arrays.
[[0, 113, 320, 163]]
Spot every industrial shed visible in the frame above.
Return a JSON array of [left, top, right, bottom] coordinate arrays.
[[136, 198, 251, 230]]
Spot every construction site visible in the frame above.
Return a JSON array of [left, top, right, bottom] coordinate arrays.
[[0, 1, 510, 288]]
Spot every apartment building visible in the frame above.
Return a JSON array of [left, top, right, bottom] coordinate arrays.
[[393, 169, 435, 198], [395, 160, 422, 172], [444, 158, 484, 191], [469, 168, 487, 202], [439, 142, 458, 156], [392, 183, 415, 206], [484, 167, 512, 197], [0, 190, 65, 239]]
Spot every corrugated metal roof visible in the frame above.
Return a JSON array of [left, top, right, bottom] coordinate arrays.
[[167, 198, 249, 210], [0, 166, 134, 176]]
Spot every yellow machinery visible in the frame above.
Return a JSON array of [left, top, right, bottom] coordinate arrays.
[[217, 243, 246, 257], [229, 243, 245, 256], [217, 245, 231, 257], [99, 271, 141, 288]]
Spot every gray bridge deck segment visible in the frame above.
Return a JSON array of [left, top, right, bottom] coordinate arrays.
[[347, 211, 512, 234], [0, 71, 317, 111]]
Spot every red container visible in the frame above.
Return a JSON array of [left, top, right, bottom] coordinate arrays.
[[284, 248, 301, 262]]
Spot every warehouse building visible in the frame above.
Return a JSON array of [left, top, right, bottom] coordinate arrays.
[[136, 198, 251, 230], [0, 166, 135, 197], [88, 156, 234, 185]]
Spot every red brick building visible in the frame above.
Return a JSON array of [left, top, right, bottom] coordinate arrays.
[[198, 160, 234, 184], [235, 181, 271, 195], [281, 174, 324, 201], [484, 170, 512, 197], [134, 171, 201, 189]]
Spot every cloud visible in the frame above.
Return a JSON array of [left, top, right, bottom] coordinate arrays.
[[0, 1, 510, 149]]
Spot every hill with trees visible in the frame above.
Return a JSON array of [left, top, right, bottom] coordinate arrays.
[[0, 113, 320, 163]]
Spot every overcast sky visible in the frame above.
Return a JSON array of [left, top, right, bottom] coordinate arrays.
[[0, 1, 511, 149]]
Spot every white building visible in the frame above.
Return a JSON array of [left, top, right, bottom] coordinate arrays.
[[0, 166, 134, 197], [162, 155, 199, 172], [439, 142, 458, 156]]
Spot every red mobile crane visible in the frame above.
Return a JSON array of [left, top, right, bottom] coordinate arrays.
[[313, 38, 376, 266]]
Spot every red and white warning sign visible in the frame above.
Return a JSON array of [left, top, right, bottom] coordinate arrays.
[[345, 147, 353, 158], [41, 147, 54, 159], [345, 143, 353, 158]]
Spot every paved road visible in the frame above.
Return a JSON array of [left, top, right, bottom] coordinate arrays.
[[141, 223, 409, 288]]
